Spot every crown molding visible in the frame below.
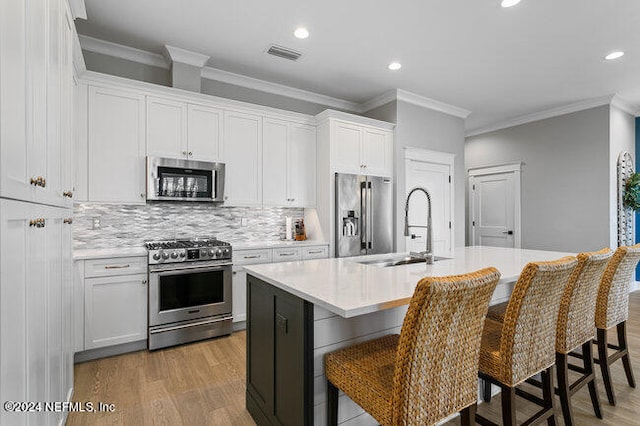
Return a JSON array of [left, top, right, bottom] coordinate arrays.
[[465, 95, 616, 137], [68, 0, 87, 20], [164, 45, 210, 68], [395, 89, 472, 119], [315, 109, 395, 129], [358, 90, 398, 113], [611, 95, 640, 116], [78, 35, 169, 69], [200, 67, 361, 112]]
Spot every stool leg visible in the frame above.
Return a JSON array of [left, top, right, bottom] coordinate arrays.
[[617, 321, 636, 388], [556, 352, 574, 426], [460, 403, 477, 426], [597, 328, 616, 405], [482, 378, 492, 402], [501, 385, 516, 426], [583, 341, 602, 419], [542, 366, 557, 426], [327, 380, 338, 426]]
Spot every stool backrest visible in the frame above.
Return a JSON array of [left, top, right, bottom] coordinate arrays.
[[500, 257, 577, 385], [391, 267, 500, 425], [596, 244, 640, 329], [557, 248, 612, 353]]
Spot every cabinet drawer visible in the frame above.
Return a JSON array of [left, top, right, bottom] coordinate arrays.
[[273, 247, 302, 261], [84, 256, 148, 278], [234, 249, 273, 265], [301, 246, 329, 260]]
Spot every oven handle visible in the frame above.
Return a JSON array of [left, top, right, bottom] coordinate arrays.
[[149, 262, 232, 273], [149, 316, 230, 334]]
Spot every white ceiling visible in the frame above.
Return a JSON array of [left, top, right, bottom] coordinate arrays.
[[76, 0, 640, 132]]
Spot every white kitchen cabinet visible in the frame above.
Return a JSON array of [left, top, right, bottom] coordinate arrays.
[[84, 271, 148, 350], [146, 96, 187, 159], [232, 266, 248, 323], [0, 0, 74, 209], [262, 118, 316, 207], [188, 103, 223, 161], [87, 85, 146, 204], [0, 199, 72, 426], [224, 111, 262, 205], [329, 119, 393, 177]]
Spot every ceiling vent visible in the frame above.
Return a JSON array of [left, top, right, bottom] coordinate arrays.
[[266, 44, 302, 61]]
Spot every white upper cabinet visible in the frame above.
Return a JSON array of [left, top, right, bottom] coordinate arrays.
[[187, 103, 223, 162], [147, 97, 224, 162], [329, 119, 393, 177], [262, 119, 316, 207], [288, 123, 317, 207], [146, 96, 188, 159], [87, 86, 146, 204], [224, 111, 262, 205]]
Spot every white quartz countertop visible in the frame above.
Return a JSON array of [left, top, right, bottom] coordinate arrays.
[[73, 247, 148, 260], [232, 240, 328, 250], [243, 246, 574, 318]]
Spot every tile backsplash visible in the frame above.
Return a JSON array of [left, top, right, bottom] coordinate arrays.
[[73, 203, 304, 250]]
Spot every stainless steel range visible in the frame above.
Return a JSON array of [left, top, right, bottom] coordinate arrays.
[[145, 237, 233, 350]]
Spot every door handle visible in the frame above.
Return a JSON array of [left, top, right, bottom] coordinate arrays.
[[502, 230, 514, 235], [411, 234, 422, 240]]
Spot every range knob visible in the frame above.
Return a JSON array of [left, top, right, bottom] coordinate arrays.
[[179, 252, 186, 258], [222, 248, 230, 256], [161, 252, 170, 260], [208, 249, 215, 257], [170, 251, 178, 259], [152, 253, 161, 261], [200, 249, 208, 257], [215, 249, 223, 257]]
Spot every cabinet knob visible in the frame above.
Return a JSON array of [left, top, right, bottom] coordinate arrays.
[[63, 218, 73, 225], [62, 190, 73, 198], [29, 218, 45, 228], [182, 151, 187, 156], [30, 177, 38, 186], [141, 279, 148, 285], [188, 152, 193, 157], [140, 193, 145, 199]]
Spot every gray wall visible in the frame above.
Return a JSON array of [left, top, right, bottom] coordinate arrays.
[[370, 101, 466, 250], [465, 106, 611, 252], [83, 50, 170, 86]]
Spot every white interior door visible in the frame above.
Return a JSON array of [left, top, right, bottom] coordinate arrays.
[[469, 164, 521, 248], [405, 153, 453, 256]]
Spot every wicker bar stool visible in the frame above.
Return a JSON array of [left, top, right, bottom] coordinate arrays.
[[476, 256, 577, 426], [593, 243, 640, 406], [324, 267, 501, 426], [485, 249, 613, 425]]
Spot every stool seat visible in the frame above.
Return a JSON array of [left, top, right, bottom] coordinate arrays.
[[324, 334, 399, 425]]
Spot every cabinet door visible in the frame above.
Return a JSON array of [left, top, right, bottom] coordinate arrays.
[[59, 7, 75, 208], [147, 96, 187, 159], [262, 118, 288, 206], [289, 124, 316, 207], [187, 103, 223, 161], [61, 211, 74, 403], [223, 111, 262, 205], [232, 266, 247, 323], [362, 128, 393, 177], [330, 121, 362, 174], [46, 214, 64, 422], [87, 86, 146, 204], [85, 273, 148, 349]]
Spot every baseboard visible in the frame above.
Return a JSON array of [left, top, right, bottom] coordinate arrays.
[[232, 320, 246, 332], [74, 340, 147, 363]]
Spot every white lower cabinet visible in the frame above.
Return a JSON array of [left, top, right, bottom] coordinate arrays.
[[0, 199, 73, 426], [84, 272, 148, 350], [80, 256, 148, 350], [232, 244, 328, 325]]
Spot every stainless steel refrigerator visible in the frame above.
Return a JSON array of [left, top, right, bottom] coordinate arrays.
[[335, 173, 393, 257]]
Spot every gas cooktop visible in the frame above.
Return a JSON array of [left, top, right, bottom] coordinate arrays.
[[145, 237, 232, 264]]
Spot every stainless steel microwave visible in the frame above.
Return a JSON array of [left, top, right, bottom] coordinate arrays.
[[147, 156, 225, 202]]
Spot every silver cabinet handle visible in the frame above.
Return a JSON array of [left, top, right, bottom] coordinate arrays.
[[501, 230, 514, 235], [243, 255, 260, 259], [308, 250, 323, 254], [279, 252, 296, 257], [141, 279, 147, 285], [104, 264, 130, 269]]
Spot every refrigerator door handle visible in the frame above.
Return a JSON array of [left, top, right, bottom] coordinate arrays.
[[360, 181, 367, 250], [367, 181, 373, 250]]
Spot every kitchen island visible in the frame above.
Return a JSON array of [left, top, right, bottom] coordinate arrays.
[[243, 246, 573, 426]]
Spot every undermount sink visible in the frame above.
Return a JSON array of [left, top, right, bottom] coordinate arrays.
[[357, 255, 451, 268]]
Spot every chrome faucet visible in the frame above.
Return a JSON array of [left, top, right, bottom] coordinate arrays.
[[404, 187, 434, 264]]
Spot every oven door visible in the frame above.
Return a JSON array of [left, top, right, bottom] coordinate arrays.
[[149, 262, 232, 327]]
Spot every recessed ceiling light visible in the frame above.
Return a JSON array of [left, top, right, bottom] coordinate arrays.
[[294, 27, 309, 39], [501, 0, 521, 7], [388, 62, 402, 71], [605, 51, 625, 61]]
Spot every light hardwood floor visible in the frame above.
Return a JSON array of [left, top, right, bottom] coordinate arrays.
[[68, 293, 640, 425]]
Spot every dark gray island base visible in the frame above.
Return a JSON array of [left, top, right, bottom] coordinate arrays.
[[246, 274, 315, 426]]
